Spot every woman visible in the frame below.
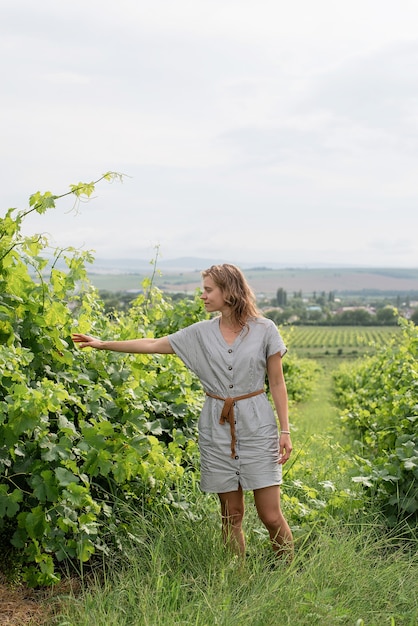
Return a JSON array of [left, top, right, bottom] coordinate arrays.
[[73, 263, 293, 559]]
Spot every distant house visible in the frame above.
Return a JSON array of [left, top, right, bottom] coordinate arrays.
[[335, 306, 376, 315]]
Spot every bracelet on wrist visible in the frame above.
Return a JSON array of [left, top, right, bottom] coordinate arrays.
[[280, 430, 290, 435]]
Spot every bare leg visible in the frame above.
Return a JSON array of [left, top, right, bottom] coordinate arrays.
[[218, 485, 245, 556], [253, 485, 294, 560]]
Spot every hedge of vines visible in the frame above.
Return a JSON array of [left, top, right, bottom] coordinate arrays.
[[333, 319, 418, 527], [0, 176, 207, 585]]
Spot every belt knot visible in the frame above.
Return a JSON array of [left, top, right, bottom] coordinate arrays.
[[205, 388, 264, 457]]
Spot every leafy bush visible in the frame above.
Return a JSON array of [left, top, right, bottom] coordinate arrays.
[[281, 355, 319, 403], [279, 327, 320, 402], [0, 177, 203, 585], [333, 319, 418, 526], [281, 435, 365, 529]]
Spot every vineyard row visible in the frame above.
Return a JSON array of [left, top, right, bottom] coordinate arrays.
[[282, 325, 400, 349]]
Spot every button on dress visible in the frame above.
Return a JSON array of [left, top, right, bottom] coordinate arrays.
[[168, 317, 287, 493]]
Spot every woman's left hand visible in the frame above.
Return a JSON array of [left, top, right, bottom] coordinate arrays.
[[278, 434, 292, 464]]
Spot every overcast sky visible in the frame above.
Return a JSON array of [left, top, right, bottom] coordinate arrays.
[[2, 0, 418, 267]]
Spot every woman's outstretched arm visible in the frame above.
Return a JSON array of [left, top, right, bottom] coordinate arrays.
[[72, 333, 174, 354]]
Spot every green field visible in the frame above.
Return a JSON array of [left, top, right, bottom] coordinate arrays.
[[282, 325, 401, 358]]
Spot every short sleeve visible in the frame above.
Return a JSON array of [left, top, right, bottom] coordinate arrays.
[[167, 321, 210, 377], [265, 319, 287, 358], [168, 324, 198, 372]]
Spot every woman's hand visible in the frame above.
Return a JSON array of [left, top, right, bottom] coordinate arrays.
[[72, 333, 104, 350], [278, 433, 292, 464]]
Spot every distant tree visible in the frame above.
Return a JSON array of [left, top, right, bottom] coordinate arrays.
[[99, 290, 139, 314], [332, 309, 374, 326], [410, 308, 418, 325], [287, 297, 308, 323], [276, 287, 287, 306], [375, 306, 398, 326], [306, 309, 323, 322], [264, 309, 287, 325]]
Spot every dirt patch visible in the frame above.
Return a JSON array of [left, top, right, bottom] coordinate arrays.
[[0, 576, 80, 626], [0, 582, 50, 626]]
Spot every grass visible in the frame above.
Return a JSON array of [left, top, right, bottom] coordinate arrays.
[[291, 357, 341, 435], [49, 360, 418, 626], [51, 507, 418, 625]]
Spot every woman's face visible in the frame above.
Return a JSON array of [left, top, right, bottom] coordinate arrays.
[[200, 276, 226, 313]]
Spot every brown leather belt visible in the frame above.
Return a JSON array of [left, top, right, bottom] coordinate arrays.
[[205, 388, 265, 457]]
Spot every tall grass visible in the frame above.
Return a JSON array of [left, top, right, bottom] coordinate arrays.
[[51, 361, 418, 626], [52, 502, 418, 626]]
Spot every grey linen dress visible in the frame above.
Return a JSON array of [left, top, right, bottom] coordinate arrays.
[[168, 316, 287, 493]]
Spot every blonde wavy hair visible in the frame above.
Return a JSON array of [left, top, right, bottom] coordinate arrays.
[[201, 263, 261, 328]]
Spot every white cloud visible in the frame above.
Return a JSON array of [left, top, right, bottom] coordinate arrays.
[[2, 0, 418, 267]]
